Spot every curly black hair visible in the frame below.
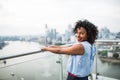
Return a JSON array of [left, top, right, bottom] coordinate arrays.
[[73, 19, 98, 44]]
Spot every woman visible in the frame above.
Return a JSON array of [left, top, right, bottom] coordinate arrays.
[[41, 19, 98, 80]]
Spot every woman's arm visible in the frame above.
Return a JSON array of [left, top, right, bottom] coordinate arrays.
[[48, 45, 70, 48], [41, 44, 84, 55]]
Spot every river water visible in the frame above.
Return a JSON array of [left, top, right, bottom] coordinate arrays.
[[0, 41, 120, 80]]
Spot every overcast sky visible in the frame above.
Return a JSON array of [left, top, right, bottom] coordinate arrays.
[[0, 0, 120, 36]]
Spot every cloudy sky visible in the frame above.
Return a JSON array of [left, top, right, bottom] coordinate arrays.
[[0, 0, 120, 36]]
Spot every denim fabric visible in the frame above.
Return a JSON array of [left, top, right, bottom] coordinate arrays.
[[67, 41, 96, 77]]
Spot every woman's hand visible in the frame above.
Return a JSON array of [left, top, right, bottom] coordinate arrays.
[[41, 47, 47, 51]]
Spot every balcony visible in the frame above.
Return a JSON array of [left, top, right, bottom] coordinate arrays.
[[0, 40, 120, 80]]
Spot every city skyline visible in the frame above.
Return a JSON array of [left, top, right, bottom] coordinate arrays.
[[0, 0, 120, 36]]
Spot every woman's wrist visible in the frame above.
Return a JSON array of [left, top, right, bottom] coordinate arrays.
[[41, 47, 47, 51]]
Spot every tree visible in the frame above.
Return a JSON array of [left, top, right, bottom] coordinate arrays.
[[98, 50, 108, 57], [113, 53, 119, 59]]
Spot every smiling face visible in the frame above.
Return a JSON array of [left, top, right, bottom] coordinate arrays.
[[75, 27, 87, 42]]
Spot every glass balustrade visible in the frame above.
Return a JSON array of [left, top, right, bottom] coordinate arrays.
[[0, 52, 69, 80], [0, 41, 120, 80]]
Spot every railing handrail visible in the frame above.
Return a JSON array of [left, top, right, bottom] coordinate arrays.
[[0, 50, 45, 60], [1, 39, 119, 61], [0, 42, 74, 61]]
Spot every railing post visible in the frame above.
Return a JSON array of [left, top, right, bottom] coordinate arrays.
[[59, 54, 63, 80], [95, 44, 98, 79]]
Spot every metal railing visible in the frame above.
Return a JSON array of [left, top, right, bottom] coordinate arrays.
[[0, 45, 95, 80], [0, 50, 44, 60], [0, 50, 64, 80]]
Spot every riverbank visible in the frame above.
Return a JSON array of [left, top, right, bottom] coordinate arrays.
[[99, 56, 120, 64]]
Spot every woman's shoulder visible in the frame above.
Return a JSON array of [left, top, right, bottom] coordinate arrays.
[[73, 41, 92, 50], [76, 41, 91, 46]]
